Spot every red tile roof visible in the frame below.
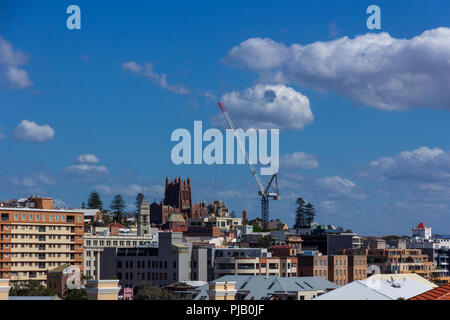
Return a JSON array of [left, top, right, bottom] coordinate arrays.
[[415, 222, 427, 230], [107, 222, 125, 228], [409, 284, 450, 300]]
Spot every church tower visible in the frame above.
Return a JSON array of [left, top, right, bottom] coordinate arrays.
[[137, 195, 151, 236]]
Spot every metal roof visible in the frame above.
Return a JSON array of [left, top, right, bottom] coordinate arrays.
[[314, 275, 435, 300], [193, 275, 338, 300]]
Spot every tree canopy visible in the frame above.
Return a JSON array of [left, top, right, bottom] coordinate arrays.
[[110, 195, 126, 222], [9, 280, 52, 296], [134, 284, 178, 300], [88, 191, 103, 210]]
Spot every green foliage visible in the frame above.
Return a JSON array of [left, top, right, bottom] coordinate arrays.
[[294, 197, 311, 230], [136, 193, 144, 212], [88, 191, 103, 210], [258, 235, 276, 248], [110, 194, 126, 222], [304, 202, 316, 228], [134, 283, 178, 300], [65, 289, 87, 300], [253, 224, 263, 232], [9, 280, 52, 296]]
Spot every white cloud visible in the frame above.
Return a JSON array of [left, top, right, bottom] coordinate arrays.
[[280, 152, 319, 169], [13, 120, 55, 142], [213, 84, 313, 130], [54, 199, 68, 208], [11, 173, 56, 187], [122, 61, 189, 95], [4, 66, 32, 88], [65, 164, 108, 175], [76, 154, 99, 164], [315, 176, 365, 200], [0, 36, 32, 89], [224, 28, 450, 111], [320, 200, 337, 212], [200, 90, 218, 101], [359, 146, 450, 182], [96, 184, 164, 198], [280, 173, 365, 201]]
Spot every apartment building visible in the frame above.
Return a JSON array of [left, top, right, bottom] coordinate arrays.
[[341, 248, 433, 277], [328, 255, 348, 286], [298, 255, 329, 280], [298, 254, 367, 284], [213, 247, 297, 278], [0, 203, 84, 285], [100, 232, 208, 288], [348, 255, 367, 282]]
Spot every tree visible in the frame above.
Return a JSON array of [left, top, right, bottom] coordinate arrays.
[[304, 202, 316, 228], [88, 191, 103, 210], [293, 197, 307, 230], [9, 280, 53, 296], [65, 289, 87, 300], [134, 283, 177, 300], [110, 195, 126, 222], [258, 235, 276, 248], [136, 193, 144, 212], [81, 202, 86, 209]]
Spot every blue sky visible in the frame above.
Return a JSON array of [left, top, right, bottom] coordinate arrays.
[[1, 0, 450, 235]]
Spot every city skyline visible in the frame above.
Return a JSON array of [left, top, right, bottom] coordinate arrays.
[[2, 0, 450, 236]]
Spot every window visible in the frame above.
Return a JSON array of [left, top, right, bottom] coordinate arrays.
[[35, 214, 39, 220], [14, 214, 18, 220], [29, 214, 33, 220], [49, 215, 53, 221]]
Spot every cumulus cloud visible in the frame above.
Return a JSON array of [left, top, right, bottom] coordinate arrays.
[[77, 154, 99, 164], [315, 176, 365, 200], [0, 36, 32, 88], [122, 61, 189, 95], [224, 28, 450, 111], [212, 84, 313, 130], [13, 120, 55, 142], [358, 146, 450, 182], [280, 173, 365, 201], [280, 152, 319, 169]]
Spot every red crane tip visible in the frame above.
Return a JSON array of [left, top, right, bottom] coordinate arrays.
[[217, 102, 227, 112]]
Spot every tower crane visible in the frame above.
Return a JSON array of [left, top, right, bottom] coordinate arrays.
[[217, 102, 280, 230]]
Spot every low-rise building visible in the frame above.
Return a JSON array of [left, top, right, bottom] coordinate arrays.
[[193, 275, 339, 300], [100, 232, 208, 288], [314, 273, 437, 300], [84, 231, 155, 280]]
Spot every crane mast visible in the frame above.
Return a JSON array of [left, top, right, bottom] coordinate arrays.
[[217, 102, 280, 230]]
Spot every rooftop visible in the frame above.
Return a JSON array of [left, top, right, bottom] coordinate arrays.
[[409, 283, 450, 300], [194, 275, 338, 300]]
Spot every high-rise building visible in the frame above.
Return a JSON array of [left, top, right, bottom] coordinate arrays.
[[0, 202, 84, 285]]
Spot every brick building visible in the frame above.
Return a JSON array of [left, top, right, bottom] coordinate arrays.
[[150, 177, 208, 226]]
